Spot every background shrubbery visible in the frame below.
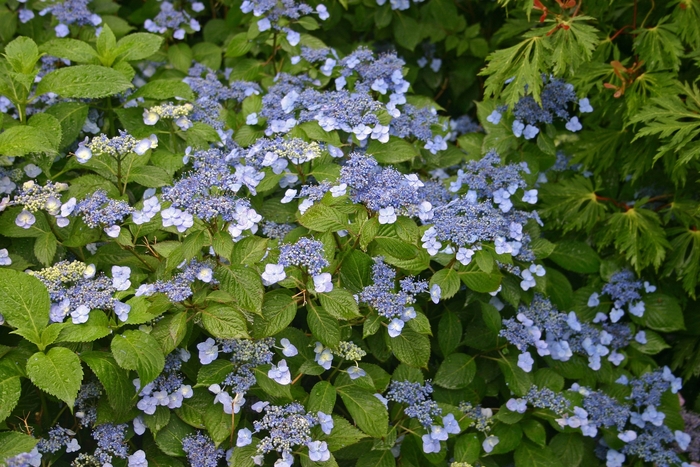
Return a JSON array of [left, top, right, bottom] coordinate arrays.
[[1, 0, 700, 466]]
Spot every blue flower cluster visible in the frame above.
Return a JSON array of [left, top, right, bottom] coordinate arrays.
[[588, 270, 654, 322], [135, 350, 193, 415], [29, 261, 131, 324], [357, 257, 427, 337], [182, 432, 224, 467], [247, 402, 330, 465], [487, 76, 593, 140], [501, 294, 634, 371], [136, 259, 215, 302]]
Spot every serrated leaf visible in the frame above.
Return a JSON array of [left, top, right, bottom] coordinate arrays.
[[216, 266, 264, 315], [318, 287, 361, 319], [39, 39, 99, 63], [337, 386, 388, 438], [0, 269, 50, 347], [0, 368, 21, 423], [307, 381, 336, 414], [480, 34, 549, 107], [56, 310, 111, 342], [27, 347, 83, 408], [0, 432, 37, 463], [298, 204, 349, 232], [115, 33, 163, 61], [111, 330, 165, 387], [391, 329, 430, 368], [0, 125, 58, 157], [5, 36, 40, 74], [155, 415, 195, 456], [429, 267, 461, 300], [307, 303, 340, 347], [80, 351, 134, 412], [601, 207, 670, 272], [434, 353, 476, 389], [200, 304, 249, 339], [253, 290, 297, 338], [36, 65, 133, 98]]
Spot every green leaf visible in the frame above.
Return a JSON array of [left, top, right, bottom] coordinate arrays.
[[366, 137, 419, 164], [196, 360, 235, 387], [111, 330, 165, 387], [0, 269, 50, 347], [203, 403, 232, 446], [128, 166, 173, 187], [200, 304, 249, 339], [429, 268, 461, 300], [231, 236, 269, 266], [522, 419, 547, 446], [456, 261, 501, 293], [216, 266, 264, 315], [27, 347, 83, 408], [0, 125, 58, 157], [56, 310, 111, 343], [356, 450, 396, 467], [548, 17, 599, 76], [630, 82, 700, 175], [498, 354, 533, 396], [0, 432, 37, 463], [115, 33, 164, 61], [307, 303, 341, 347], [228, 444, 257, 467], [36, 65, 133, 98], [480, 34, 549, 107], [514, 440, 561, 467], [548, 240, 600, 274], [639, 293, 685, 332], [393, 15, 422, 50], [33, 231, 57, 266], [601, 207, 670, 272], [324, 416, 367, 451], [438, 312, 462, 356], [39, 39, 99, 63], [549, 433, 584, 467], [44, 102, 89, 149], [96, 24, 117, 65], [298, 203, 349, 232], [4, 36, 40, 74], [490, 422, 522, 454], [633, 20, 683, 72], [318, 287, 361, 319], [433, 353, 476, 389], [253, 290, 297, 338], [81, 351, 134, 412], [155, 415, 195, 456], [454, 433, 480, 464], [0, 367, 21, 423], [337, 386, 388, 437], [151, 311, 189, 354], [307, 381, 336, 414], [131, 79, 195, 101], [225, 33, 253, 58], [390, 329, 430, 368]]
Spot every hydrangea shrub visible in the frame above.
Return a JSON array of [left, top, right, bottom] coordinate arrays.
[[0, 0, 698, 467]]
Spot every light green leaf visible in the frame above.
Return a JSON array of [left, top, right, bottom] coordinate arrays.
[[80, 351, 134, 412], [27, 347, 83, 408], [307, 303, 341, 347], [33, 231, 57, 267], [216, 266, 264, 315], [318, 287, 361, 319], [201, 304, 249, 339], [548, 240, 600, 274], [0, 432, 37, 463], [429, 268, 461, 300], [151, 311, 189, 354], [0, 125, 58, 157], [0, 367, 21, 423], [434, 353, 476, 389], [56, 310, 111, 343], [115, 33, 163, 61], [366, 137, 419, 164], [111, 330, 165, 387], [391, 329, 430, 368], [337, 386, 388, 437], [5, 36, 40, 74], [44, 102, 89, 149], [298, 204, 349, 232], [203, 403, 232, 446], [0, 269, 50, 347], [131, 79, 195, 101], [39, 39, 99, 63], [253, 290, 298, 338], [36, 65, 133, 98]]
